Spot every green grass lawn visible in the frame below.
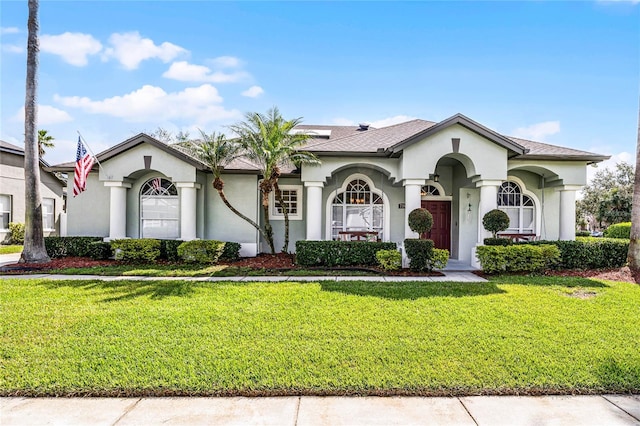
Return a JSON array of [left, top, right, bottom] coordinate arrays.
[[1, 275, 639, 396], [0, 245, 22, 255]]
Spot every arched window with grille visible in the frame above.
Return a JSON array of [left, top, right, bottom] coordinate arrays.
[[497, 181, 535, 233], [421, 185, 440, 196], [140, 177, 179, 239], [331, 177, 384, 240]]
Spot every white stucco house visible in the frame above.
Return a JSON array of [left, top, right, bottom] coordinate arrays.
[[49, 113, 608, 266], [1, 140, 66, 242]]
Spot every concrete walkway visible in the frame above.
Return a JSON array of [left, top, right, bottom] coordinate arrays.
[[2, 395, 639, 425]]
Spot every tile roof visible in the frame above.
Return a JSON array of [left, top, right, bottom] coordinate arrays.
[[1, 140, 24, 153], [508, 137, 609, 161]]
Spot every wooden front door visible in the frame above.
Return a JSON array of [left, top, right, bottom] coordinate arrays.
[[421, 200, 451, 251]]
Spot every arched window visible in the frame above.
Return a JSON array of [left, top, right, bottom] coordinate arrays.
[[497, 181, 535, 233], [140, 177, 179, 239], [421, 185, 440, 196], [331, 178, 384, 240]]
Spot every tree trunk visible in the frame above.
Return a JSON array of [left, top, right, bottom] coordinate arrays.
[[628, 104, 640, 283], [20, 0, 49, 264], [259, 179, 276, 254], [213, 177, 271, 250]]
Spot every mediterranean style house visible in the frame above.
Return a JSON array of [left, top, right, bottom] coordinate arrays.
[[49, 113, 608, 267], [0, 140, 66, 242]]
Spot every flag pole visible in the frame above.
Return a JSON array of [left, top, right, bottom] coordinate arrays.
[[77, 131, 111, 179]]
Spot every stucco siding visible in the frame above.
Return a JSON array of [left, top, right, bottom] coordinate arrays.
[[100, 144, 196, 183], [66, 172, 110, 237]]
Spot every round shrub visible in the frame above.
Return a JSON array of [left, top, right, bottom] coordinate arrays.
[[482, 209, 510, 237], [604, 222, 631, 239], [376, 249, 401, 271], [408, 208, 433, 236]]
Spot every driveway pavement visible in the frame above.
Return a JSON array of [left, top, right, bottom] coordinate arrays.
[[2, 395, 639, 426]]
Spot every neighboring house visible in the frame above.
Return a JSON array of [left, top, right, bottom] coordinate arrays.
[[49, 113, 608, 266], [0, 140, 66, 242]]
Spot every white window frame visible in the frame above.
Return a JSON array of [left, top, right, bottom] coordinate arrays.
[[270, 185, 303, 220], [42, 197, 55, 231], [139, 177, 180, 239], [497, 177, 540, 236], [0, 194, 11, 231]]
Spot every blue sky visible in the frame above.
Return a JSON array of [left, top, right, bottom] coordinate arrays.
[[1, 1, 638, 178]]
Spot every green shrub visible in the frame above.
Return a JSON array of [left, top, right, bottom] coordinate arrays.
[[431, 248, 450, 270], [8, 222, 25, 245], [111, 239, 160, 262], [484, 237, 512, 246], [295, 241, 397, 267], [45, 236, 104, 258], [482, 209, 510, 237], [575, 230, 591, 237], [403, 238, 435, 271], [88, 241, 112, 260], [177, 240, 225, 263], [376, 249, 401, 271], [526, 238, 629, 269], [408, 208, 433, 235], [604, 222, 631, 239], [220, 242, 241, 262], [476, 244, 560, 274], [158, 239, 183, 261]]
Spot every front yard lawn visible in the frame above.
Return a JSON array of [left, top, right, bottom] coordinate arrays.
[[0, 245, 22, 255], [1, 275, 639, 396]]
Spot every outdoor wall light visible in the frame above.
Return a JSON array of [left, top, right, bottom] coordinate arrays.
[[433, 174, 440, 182]]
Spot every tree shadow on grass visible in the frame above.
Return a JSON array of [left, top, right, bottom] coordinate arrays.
[[40, 279, 196, 302], [320, 281, 506, 300], [488, 275, 610, 288], [595, 357, 640, 392]]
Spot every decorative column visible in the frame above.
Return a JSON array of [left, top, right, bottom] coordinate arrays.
[[559, 186, 580, 240], [176, 182, 201, 241], [305, 182, 324, 240], [104, 181, 131, 240], [403, 180, 424, 238], [477, 180, 501, 243]]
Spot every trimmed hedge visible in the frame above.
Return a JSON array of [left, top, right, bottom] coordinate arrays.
[[526, 238, 629, 269], [45, 236, 104, 258], [604, 222, 631, 239], [111, 239, 160, 262], [177, 240, 225, 263], [376, 249, 402, 271], [575, 231, 591, 237], [484, 237, 511, 246], [158, 239, 183, 261], [295, 241, 397, 267], [88, 241, 112, 260], [476, 244, 560, 274], [403, 238, 435, 271], [8, 222, 25, 244], [431, 248, 450, 270], [220, 242, 241, 262]]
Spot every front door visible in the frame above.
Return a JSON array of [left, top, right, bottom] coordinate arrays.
[[421, 200, 451, 251]]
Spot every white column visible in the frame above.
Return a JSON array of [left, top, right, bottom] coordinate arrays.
[[104, 181, 131, 240], [403, 180, 424, 239], [477, 180, 501, 243], [305, 182, 323, 240], [559, 187, 579, 240], [176, 182, 201, 241]]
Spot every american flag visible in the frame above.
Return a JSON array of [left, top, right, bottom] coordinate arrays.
[[152, 177, 161, 191], [73, 137, 95, 197]]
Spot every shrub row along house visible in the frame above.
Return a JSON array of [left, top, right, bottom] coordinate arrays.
[[48, 113, 608, 267]]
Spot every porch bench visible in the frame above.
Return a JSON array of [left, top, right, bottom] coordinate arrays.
[[498, 233, 538, 243], [339, 231, 379, 242]]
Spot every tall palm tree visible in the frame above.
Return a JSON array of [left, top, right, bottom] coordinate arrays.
[[629, 105, 640, 283], [20, 0, 50, 264], [177, 130, 271, 245], [37, 129, 54, 157], [229, 107, 320, 253]]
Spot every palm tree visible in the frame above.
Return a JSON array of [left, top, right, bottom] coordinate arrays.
[[20, 0, 50, 264], [629, 105, 640, 283], [177, 130, 272, 245], [229, 107, 320, 253], [37, 129, 54, 157]]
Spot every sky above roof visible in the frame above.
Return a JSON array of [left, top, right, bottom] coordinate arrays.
[[1, 1, 638, 181]]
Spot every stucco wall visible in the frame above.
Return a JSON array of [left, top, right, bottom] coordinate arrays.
[[66, 172, 110, 237], [0, 151, 65, 241]]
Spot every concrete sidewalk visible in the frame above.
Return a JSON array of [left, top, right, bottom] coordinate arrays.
[[2, 395, 639, 425]]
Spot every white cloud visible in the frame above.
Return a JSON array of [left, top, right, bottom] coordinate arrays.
[[11, 104, 73, 125], [241, 85, 264, 98], [1, 27, 19, 35], [511, 121, 561, 141], [40, 32, 102, 66], [369, 115, 417, 128], [586, 151, 634, 183], [102, 32, 187, 70], [54, 84, 241, 123], [209, 56, 241, 68], [331, 118, 355, 126], [2, 44, 23, 54], [163, 61, 249, 83]]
